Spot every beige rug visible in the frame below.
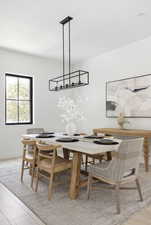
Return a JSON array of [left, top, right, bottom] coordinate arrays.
[[0, 159, 151, 225]]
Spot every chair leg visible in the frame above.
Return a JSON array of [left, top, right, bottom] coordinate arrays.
[[115, 183, 120, 214], [87, 173, 92, 200], [31, 164, 35, 189], [92, 158, 95, 164], [136, 178, 143, 201], [35, 168, 39, 192], [21, 159, 25, 182], [85, 155, 88, 172], [48, 172, 54, 200], [25, 161, 28, 168]]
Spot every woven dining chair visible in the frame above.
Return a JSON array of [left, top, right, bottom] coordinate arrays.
[[35, 143, 72, 200], [87, 138, 144, 214]]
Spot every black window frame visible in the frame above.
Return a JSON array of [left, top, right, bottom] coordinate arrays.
[[5, 73, 33, 125]]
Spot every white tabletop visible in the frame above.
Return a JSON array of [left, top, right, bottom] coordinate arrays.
[[22, 133, 121, 155]]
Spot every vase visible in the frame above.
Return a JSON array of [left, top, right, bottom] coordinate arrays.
[[65, 122, 77, 135], [117, 113, 125, 129]]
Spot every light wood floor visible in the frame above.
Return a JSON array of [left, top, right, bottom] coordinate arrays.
[[0, 183, 45, 225], [123, 205, 151, 225]]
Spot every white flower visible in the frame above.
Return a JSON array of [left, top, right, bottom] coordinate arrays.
[[57, 96, 86, 133]]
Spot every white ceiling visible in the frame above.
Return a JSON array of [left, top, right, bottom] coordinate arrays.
[[1, 0, 151, 63]]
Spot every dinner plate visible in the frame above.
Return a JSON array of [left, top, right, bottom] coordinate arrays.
[[84, 135, 103, 139], [105, 134, 112, 137], [36, 134, 55, 138], [56, 138, 79, 142], [40, 132, 55, 135], [73, 133, 81, 136], [94, 139, 119, 145]]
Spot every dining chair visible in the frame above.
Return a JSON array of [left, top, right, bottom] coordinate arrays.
[[35, 143, 72, 200], [21, 139, 37, 189], [26, 128, 45, 161], [84, 130, 106, 171], [93, 129, 113, 161], [87, 138, 144, 214], [26, 128, 45, 134], [84, 130, 115, 171], [84, 154, 104, 172]]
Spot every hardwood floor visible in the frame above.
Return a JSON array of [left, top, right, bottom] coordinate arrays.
[[123, 205, 151, 225], [0, 183, 45, 225]]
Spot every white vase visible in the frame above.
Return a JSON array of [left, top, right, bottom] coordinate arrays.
[[117, 113, 125, 129], [65, 122, 77, 135]]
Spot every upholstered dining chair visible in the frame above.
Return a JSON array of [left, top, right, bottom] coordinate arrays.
[[84, 130, 107, 171], [26, 128, 45, 134], [21, 139, 37, 189], [87, 138, 144, 214], [35, 143, 72, 200]]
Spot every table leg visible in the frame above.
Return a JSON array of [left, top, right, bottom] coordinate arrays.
[[106, 152, 112, 161], [69, 152, 81, 199], [144, 137, 149, 172]]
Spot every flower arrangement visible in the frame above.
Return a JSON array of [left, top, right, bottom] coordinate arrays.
[[57, 96, 85, 134]]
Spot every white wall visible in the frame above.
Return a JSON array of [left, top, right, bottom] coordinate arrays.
[[0, 48, 63, 159], [72, 36, 151, 133]]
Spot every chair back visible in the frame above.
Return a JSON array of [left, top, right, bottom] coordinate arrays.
[[21, 139, 37, 161], [26, 128, 45, 134], [22, 139, 36, 146], [36, 143, 62, 169], [36, 143, 61, 157], [112, 138, 144, 182], [36, 143, 61, 151]]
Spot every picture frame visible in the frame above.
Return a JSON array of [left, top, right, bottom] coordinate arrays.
[[106, 74, 151, 118]]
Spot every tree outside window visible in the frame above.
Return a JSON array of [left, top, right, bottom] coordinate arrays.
[[5, 74, 33, 125]]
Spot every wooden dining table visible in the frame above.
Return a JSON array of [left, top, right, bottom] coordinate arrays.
[[22, 133, 121, 199]]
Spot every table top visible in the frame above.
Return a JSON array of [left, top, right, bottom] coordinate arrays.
[[93, 128, 151, 137], [22, 133, 121, 155]]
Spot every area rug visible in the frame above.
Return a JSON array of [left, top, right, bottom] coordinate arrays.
[[0, 159, 151, 225]]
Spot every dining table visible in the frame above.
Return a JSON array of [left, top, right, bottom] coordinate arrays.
[[22, 132, 121, 199]]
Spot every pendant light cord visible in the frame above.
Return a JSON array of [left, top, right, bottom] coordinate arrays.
[[62, 24, 65, 86], [69, 20, 71, 85]]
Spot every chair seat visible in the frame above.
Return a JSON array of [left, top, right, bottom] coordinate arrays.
[[89, 162, 136, 184], [39, 156, 72, 173]]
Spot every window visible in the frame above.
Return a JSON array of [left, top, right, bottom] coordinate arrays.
[[5, 74, 33, 125]]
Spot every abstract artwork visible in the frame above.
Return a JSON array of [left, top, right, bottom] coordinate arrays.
[[106, 74, 151, 118]]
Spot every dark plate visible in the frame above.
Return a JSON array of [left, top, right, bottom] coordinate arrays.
[[84, 135, 103, 139], [94, 139, 119, 145], [105, 134, 112, 137], [36, 135, 55, 138], [73, 133, 81, 136], [40, 132, 54, 135], [56, 138, 79, 143]]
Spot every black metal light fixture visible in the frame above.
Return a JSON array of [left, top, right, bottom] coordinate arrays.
[[49, 16, 89, 91]]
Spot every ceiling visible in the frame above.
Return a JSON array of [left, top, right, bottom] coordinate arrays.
[[1, 0, 151, 63]]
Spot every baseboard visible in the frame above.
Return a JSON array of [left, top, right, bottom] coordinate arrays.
[[0, 156, 21, 162]]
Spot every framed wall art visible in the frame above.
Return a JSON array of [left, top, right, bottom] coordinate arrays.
[[106, 74, 151, 118]]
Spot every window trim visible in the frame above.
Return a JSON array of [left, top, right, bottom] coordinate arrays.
[[5, 73, 33, 125]]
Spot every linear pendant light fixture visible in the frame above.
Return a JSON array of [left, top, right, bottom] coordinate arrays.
[[49, 16, 89, 91]]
